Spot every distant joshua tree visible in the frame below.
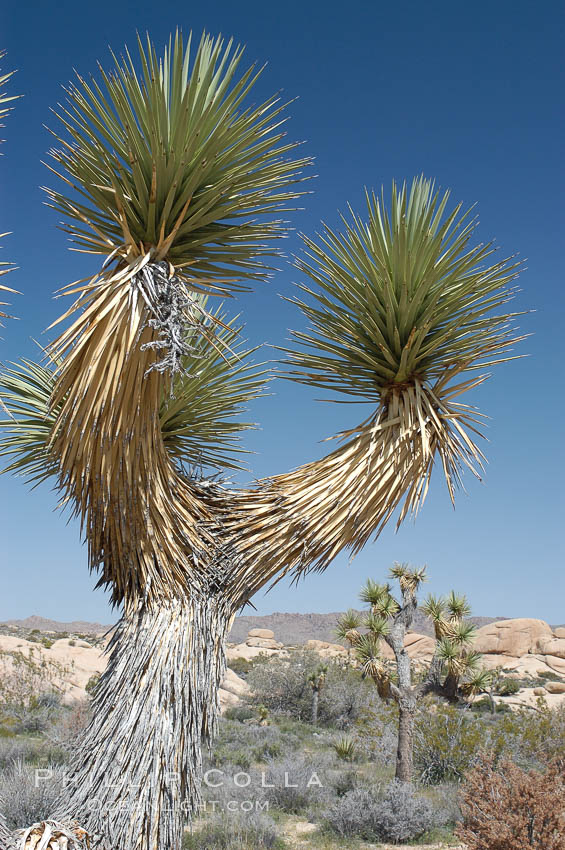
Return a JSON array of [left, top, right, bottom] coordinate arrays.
[[336, 565, 491, 783], [308, 663, 329, 724]]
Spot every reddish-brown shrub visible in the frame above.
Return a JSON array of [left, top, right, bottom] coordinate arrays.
[[456, 753, 565, 850]]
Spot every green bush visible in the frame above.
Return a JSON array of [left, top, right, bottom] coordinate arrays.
[[227, 657, 252, 676], [246, 651, 375, 727], [414, 703, 484, 784], [496, 678, 520, 696], [537, 670, 561, 682], [471, 697, 510, 714], [332, 735, 357, 762], [223, 706, 255, 723], [85, 674, 100, 697], [321, 782, 439, 843], [0, 761, 65, 829], [209, 719, 300, 769]]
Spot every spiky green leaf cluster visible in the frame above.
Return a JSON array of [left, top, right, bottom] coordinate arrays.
[[0, 358, 59, 485], [335, 609, 362, 643], [389, 562, 427, 595], [0, 308, 267, 481], [283, 176, 523, 400], [45, 31, 310, 290], [354, 632, 383, 671]]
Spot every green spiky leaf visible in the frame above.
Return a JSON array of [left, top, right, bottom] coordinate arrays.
[[364, 612, 390, 640], [44, 31, 311, 292], [0, 307, 268, 481], [335, 609, 362, 642], [446, 590, 472, 622], [283, 176, 524, 400]]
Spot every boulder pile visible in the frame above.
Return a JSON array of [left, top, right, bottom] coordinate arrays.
[[2, 618, 564, 713]]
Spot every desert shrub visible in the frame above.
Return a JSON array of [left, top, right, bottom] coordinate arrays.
[[414, 703, 484, 784], [322, 781, 438, 843], [537, 670, 561, 681], [46, 701, 91, 754], [209, 720, 299, 769], [246, 651, 373, 727], [470, 697, 511, 714], [489, 702, 565, 769], [245, 650, 319, 719], [0, 737, 67, 769], [0, 760, 64, 830], [319, 666, 377, 728], [325, 767, 358, 799], [415, 701, 565, 777], [260, 753, 335, 813], [354, 699, 398, 766], [457, 753, 565, 849], [226, 658, 252, 677], [321, 787, 379, 839], [332, 735, 357, 762], [0, 649, 71, 734], [222, 706, 255, 723], [0, 739, 40, 769], [184, 811, 283, 849], [85, 674, 100, 697], [496, 678, 520, 696]]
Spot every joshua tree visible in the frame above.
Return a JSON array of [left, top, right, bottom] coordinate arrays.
[[308, 663, 328, 724], [337, 565, 492, 783], [0, 30, 523, 848]]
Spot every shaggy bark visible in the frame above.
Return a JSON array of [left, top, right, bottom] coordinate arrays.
[[395, 696, 416, 783], [0, 811, 11, 850], [57, 593, 233, 850]]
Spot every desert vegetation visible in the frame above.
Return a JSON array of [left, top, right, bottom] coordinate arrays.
[[336, 566, 491, 782], [0, 634, 564, 848]]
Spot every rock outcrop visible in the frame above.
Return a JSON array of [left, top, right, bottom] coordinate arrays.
[[0, 633, 250, 711], [3, 618, 564, 714], [473, 618, 553, 657], [304, 639, 347, 657]]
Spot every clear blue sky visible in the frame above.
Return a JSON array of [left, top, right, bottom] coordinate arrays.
[[1, 0, 563, 625]]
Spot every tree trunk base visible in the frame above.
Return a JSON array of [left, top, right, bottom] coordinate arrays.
[[57, 594, 232, 850]]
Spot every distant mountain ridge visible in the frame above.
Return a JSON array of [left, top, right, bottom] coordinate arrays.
[[226, 611, 513, 644], [1, 611, 518, 644], [1, 615, 112, 635]]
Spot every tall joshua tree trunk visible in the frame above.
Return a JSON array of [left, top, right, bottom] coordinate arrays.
[[59, 593, 234, 848], [395, 694, 416, 783]]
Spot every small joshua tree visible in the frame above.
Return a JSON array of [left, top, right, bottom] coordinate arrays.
[[308, 663, 328, 724], [336, 564, 491, 783]]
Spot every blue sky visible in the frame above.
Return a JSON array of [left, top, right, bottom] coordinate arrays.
[[1, 0, 563, 625]]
